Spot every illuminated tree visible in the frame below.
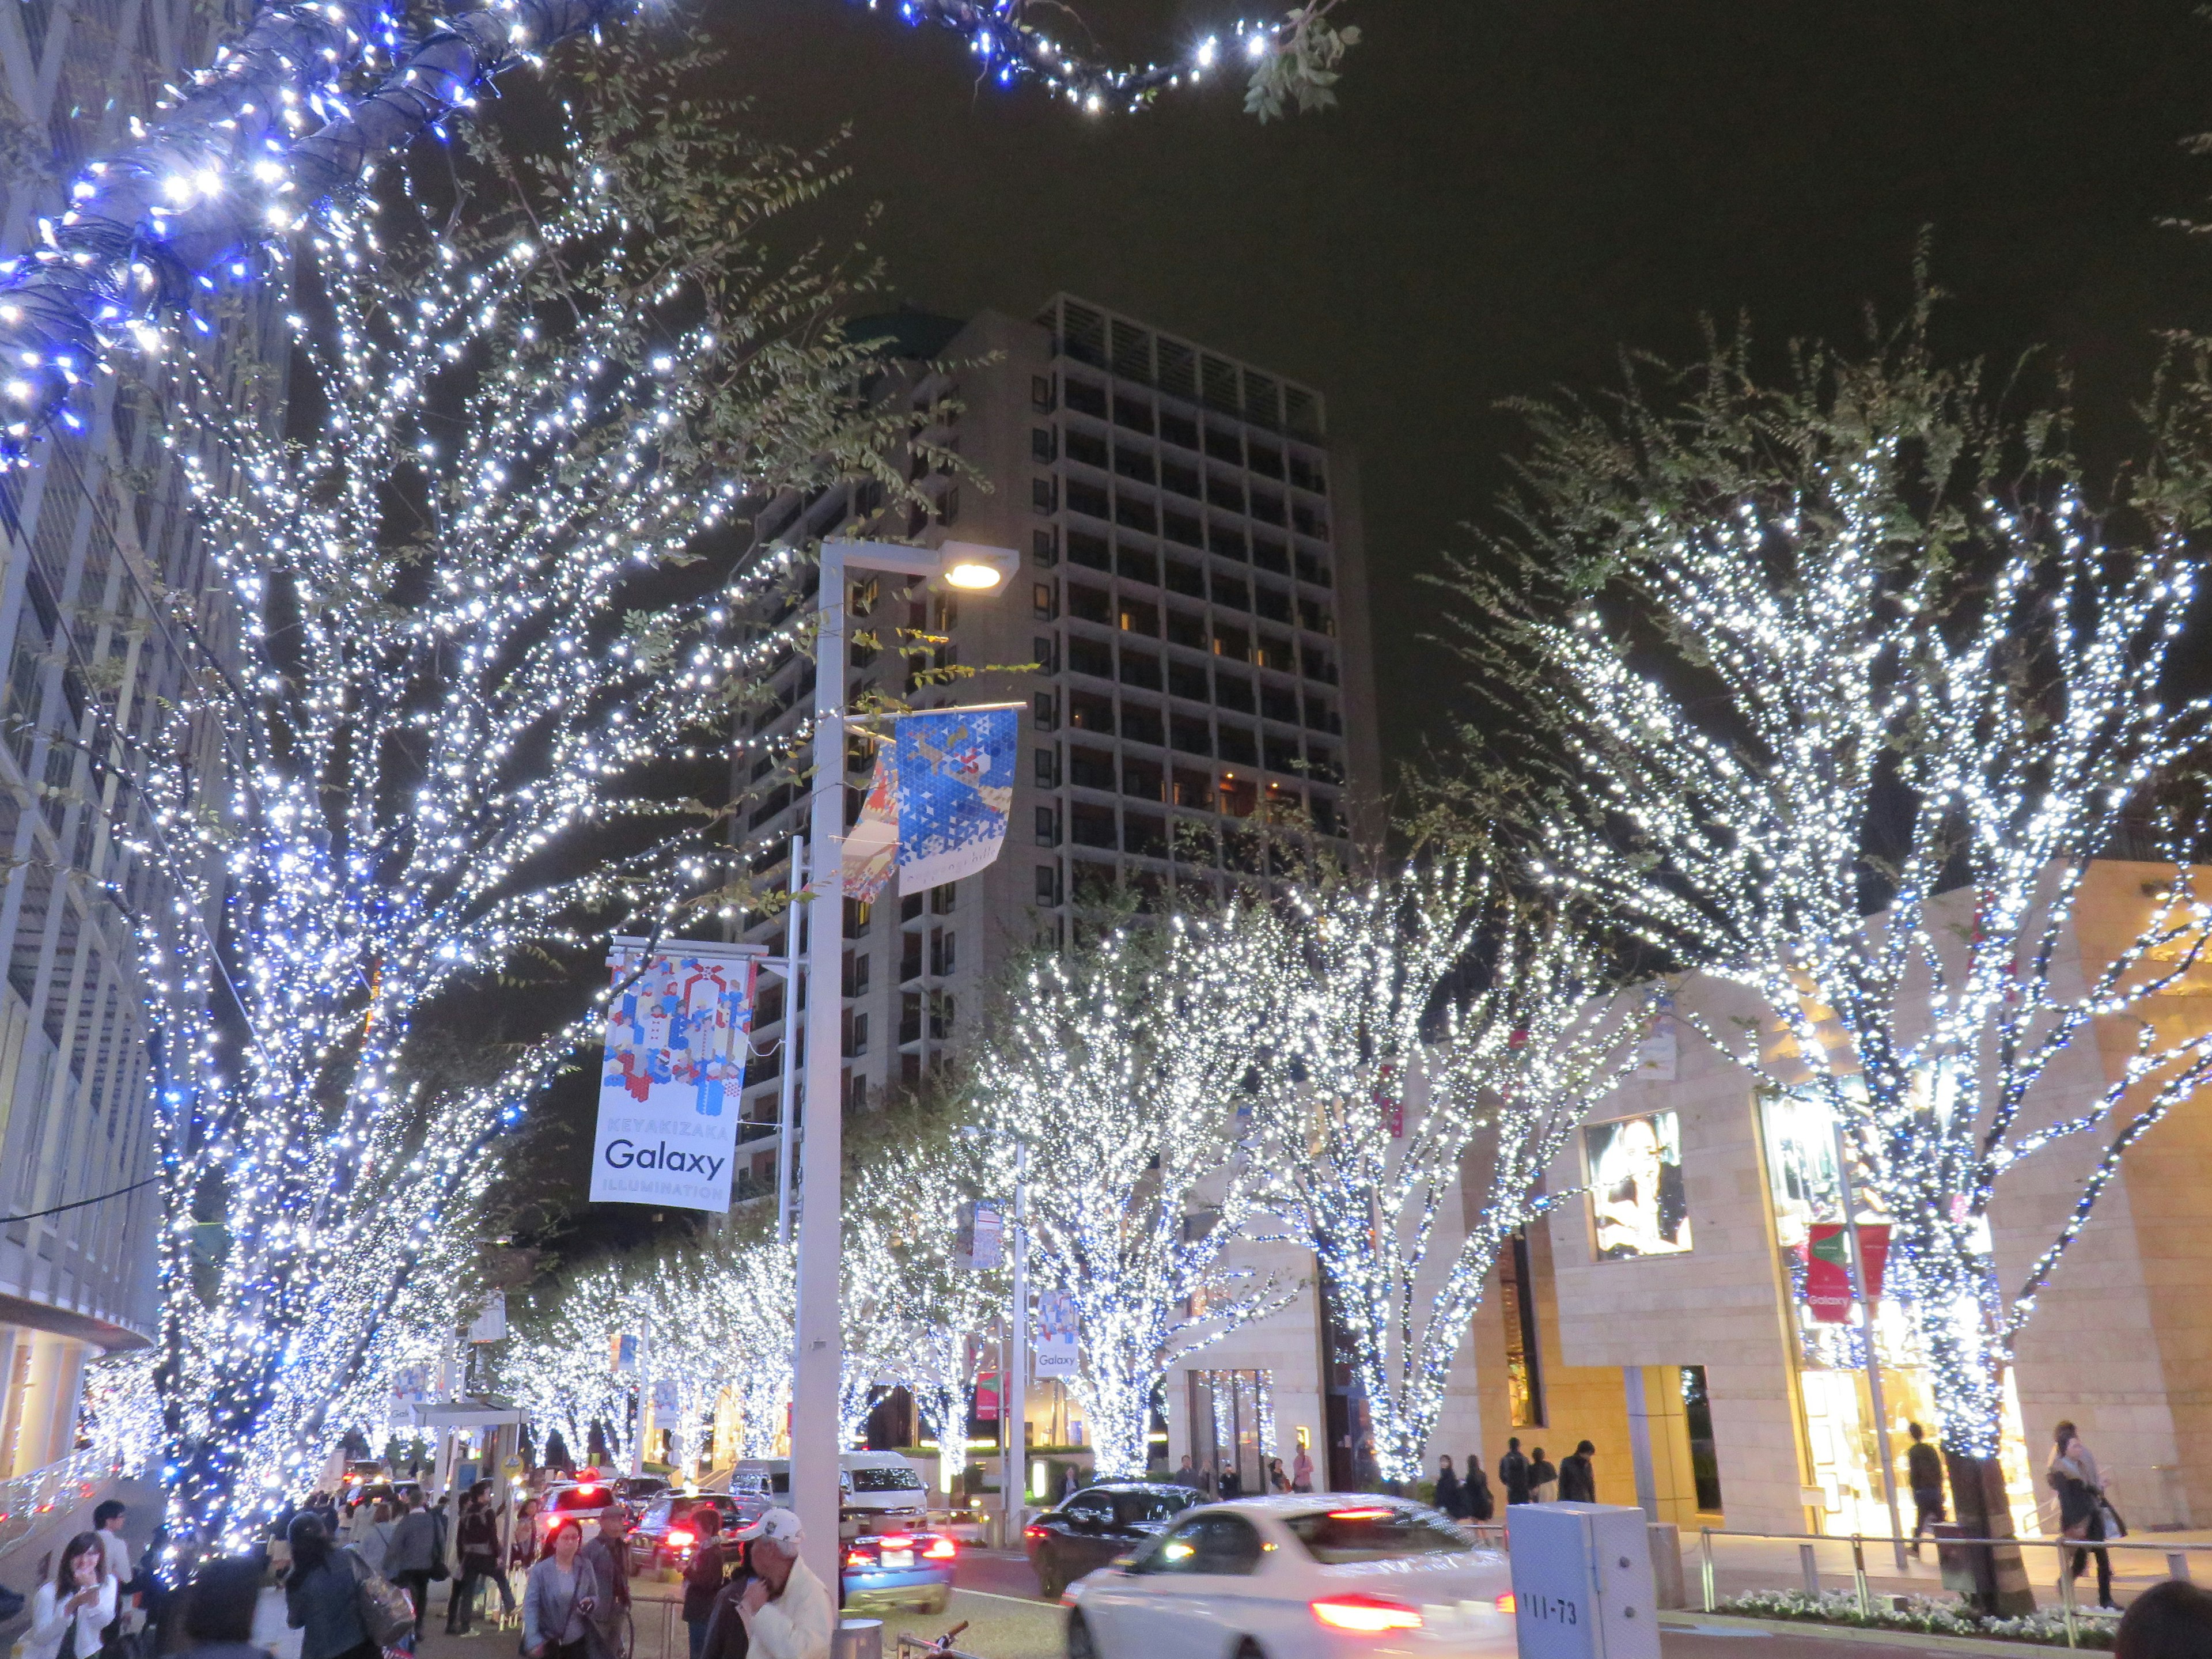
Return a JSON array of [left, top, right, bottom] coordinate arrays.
[[1245, 863, 1633, 1486], [1438, 310, 2212, 1503], [967, 916, 1295, 1479], [126, 58, 922, 1550], [845, 1132, 1004, 1483]]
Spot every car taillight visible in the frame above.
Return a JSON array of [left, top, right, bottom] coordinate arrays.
[[1494, 1594, 1517, 1615], [1022, 1525, 1046, 1540], [1311, 1594, 1425, 1633], [843, 1550, 868, 1569], [666, 1529, 695, 1548], [877, 1535, 915, 1550], [923, 1538, 956, 1559]]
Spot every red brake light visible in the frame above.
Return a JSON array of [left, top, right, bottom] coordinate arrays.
[[577, 1484, 600, 1497], [843, 1550, 867, 1568], [877, 1535, 914, 1550], [665, 1529, 695, 1548], [1495, 1594, 1517, 1615], [1311, 1594, 1425, 1633], [923, 1538, 956, 1559], [1022, 1525, 1046, 1540], [1325, 1508, 1395, 1520]]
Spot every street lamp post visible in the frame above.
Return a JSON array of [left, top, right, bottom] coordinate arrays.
[[789, 537, 1018, 1588]]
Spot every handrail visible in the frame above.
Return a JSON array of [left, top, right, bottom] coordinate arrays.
[[0, 1446, 124, 1563]]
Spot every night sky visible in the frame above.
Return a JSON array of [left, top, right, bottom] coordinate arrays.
[[696, 0, 2212, 783]]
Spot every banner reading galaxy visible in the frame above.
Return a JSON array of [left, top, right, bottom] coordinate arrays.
[[590, 939, 764, 1212]]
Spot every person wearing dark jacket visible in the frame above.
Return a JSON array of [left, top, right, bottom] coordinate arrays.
[[1906, 1423, 1946, 1556], [1463, 1456, 1495, 1521], [1433, 1457, 1464, 1519], [1559, 1442, 1597, 1503], [699, 1542, 759, 1659], [1528, 1449, 1558, 1502], [384, 1490, 441, 1638], [284, 1516, 374, 1659], [1499, 1439, 1533, 1506], [179, 1555, 274, 1659], [448, 1488, 504, 1634], [682, 1507, 729, 1659]]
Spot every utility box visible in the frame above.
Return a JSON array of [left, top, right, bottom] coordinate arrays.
[[1508, 1503, 1662, 1659]]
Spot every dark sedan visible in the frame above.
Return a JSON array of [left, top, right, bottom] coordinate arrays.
[[1022, 1483, 1204, 1600], [629, 1494, 745, 1572]]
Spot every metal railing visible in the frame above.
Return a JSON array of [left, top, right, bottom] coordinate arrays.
[[0, 1447, 123, 1563], [1692, 1527, 2207, 1650], [896, 1628, 986, 1659]]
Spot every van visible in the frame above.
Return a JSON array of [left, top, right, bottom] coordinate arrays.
[[718, 1459, 790, 1524], [840, 1452, 929, 1532]]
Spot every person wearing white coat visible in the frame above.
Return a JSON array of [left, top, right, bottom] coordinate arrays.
[[24, 1532, 118, 1659], [730, 1510, 830, 1659]]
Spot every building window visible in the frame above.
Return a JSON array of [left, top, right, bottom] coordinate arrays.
[[1033, 691, 1059, 730], [931, 881, 957, 914], [850, 1074, 870, 1111], [1032, 478, 1058, 515], [930, 929, 956, 977], [847, 1012, 869, 1057], [1033, 635, 1059, 675], [1034, 747, 1060, 787], [1681, 1365, 1724, 1512], [1033, 528, 1059, 568], [929, 990, 956, 1041], [1032, 374, 1056, 412], [1033, 581, 1059, 621], [1035, 806, 1060, 847], [1035, 863, 1062, 906], [1032, 426, 1058, 463], [846, 953, 870, 998], [1502, 1231, 1545, 1428]]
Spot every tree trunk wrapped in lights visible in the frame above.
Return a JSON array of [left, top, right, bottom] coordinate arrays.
[[968, 915, 1295, 1480], [1244, 862, 1633, 1488], [119, 55, 927, 1553], [1438, 308, 2212, 1587]]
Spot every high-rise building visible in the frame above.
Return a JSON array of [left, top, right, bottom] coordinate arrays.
[[0, 0, 257, 1491], [728, 294, 1380, 1198]]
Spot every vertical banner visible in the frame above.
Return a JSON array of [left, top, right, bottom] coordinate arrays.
[[1802, 1222, 1889, 1322], [468, 1292, 507, 1343], [955, 1200, 1005, 1270], [895, 707, 1018, 893], [592, 940, 762, 1212], [1032, 1289, 1079, 1381], [843, 748, 900, 901]]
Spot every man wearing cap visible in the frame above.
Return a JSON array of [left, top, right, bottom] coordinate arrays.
[[730, 1510, 831, 1659]]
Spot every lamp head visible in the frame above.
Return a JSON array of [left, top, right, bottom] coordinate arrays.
[[935, 540, 1019, 593]]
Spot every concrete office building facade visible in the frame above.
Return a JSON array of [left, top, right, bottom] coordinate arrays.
[[728, 296, 1382, 1219], [0, 0, 260, 1491]]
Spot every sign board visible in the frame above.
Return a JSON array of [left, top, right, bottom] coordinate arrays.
[[1032, 1289, 1078, 1381], [612, 1334, 639, 1374], [1508, 1502, 1659, 1659], [468, 1291, 507, 1343], [1803, 1222, 1889, 1322], [955, 1200, 1005, 1270], [591, 939, 764, 1213], [651, 1378, 679, 1414]]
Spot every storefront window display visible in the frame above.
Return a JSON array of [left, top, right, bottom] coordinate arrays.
[[1190, 1368, 1273, 1495], [1759, 1084, 2041, 1537], [1585, 1110, 1692, 1259]]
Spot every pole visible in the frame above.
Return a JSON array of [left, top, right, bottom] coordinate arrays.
[[1832, 1122, 1906, 1570], [775, 832, 804, 1246], [631, 1327, 650, 1479], [790, 540, 850, 1589], [1005, 1139, 1028, 1540]]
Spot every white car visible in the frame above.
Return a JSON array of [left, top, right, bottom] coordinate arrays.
[[1065, 1497, 1515, 1659]]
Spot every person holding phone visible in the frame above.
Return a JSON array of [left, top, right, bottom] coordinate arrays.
[[25, 1533, 116, 1659], [524, 1520, 608, 1659]]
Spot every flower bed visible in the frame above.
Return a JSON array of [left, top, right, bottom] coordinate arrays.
[[1715, 1589, 2118, 1649]]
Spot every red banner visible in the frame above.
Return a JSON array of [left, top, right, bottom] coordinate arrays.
[[1802, 1223, 1889, 1323]]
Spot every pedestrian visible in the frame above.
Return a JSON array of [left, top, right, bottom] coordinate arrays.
[[1500, 1438, 1533, 1506], [92, 1500, 133, 1589], [2115, 1579, 2212, 1659], [1268, 1458, 1289, 1494], [1219, 1466, 1243, 1501], [1905, 1423, 1946, 1556], [175, 1556, 270, 1659], [448, 1487, 503, 1634], [1528, 1447, 1558, 1503], [283, 1516, 374, 1659], [1559, 1441, 1597, 1503], [1354, 1440, 1382, 1493], [1176, 1453, 1198, 1488], [683, 1507, 729, 1659], [1434, 1456, 1464, 1519], [1464, 1455, 1495, 1521], [1290, 1446, 1313, 1494], [513, 1496, 544, 1582], [23, 1532, 117, 1659], [581, 1508, 630, 1656], [523, 1520, 608, 1659], [384, 1486, 441, 1638], [699, 1536, 758, 1659], [2048, 1421, 2118, 1610], [730, 1510, 830, 1659]]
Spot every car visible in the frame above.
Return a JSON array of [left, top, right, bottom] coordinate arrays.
[[613, 1475, 671, 1517], [1062, 1497, 1514, 1659], [628, 1494, 747, 1572], [1025, 1483, 1206, 1601], [839, 1528, 958, 1615], [536, 1474, 623, 1546]]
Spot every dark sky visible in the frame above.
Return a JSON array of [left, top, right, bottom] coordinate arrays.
[[694, 0, 2212, 786]]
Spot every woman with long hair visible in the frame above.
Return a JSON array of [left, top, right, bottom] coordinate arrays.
[[24, 1532, 116, 1659], [2048, 1421, 2118, 1611], [523, 1520, 607, 1659], [284, 1514, 375, 1659]]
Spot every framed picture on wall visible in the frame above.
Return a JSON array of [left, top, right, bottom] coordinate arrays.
[[1585, 1110, 1692, 1260]]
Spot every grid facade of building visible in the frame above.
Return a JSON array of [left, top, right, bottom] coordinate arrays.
[[0, 0, 256, 1476], [726, 295, 1381, 1201]]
